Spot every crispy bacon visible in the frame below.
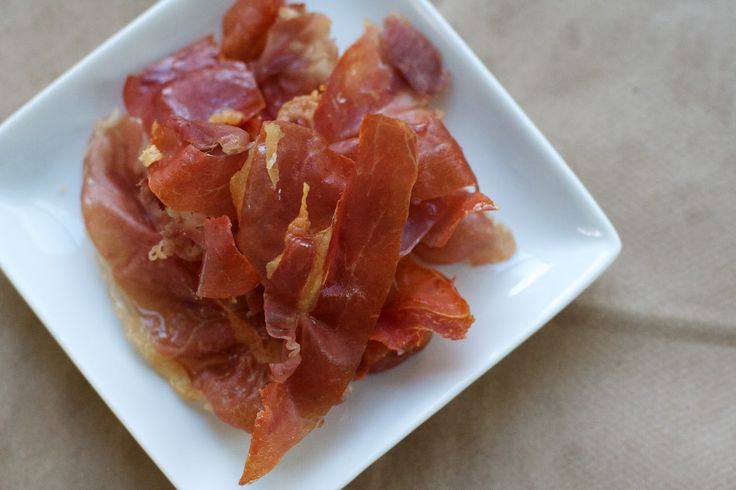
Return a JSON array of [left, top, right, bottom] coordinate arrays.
[[256, 6, 338, 118], [380, 14, 449, 96], [241, 115, 419, 483], [197, 216, 260, 298], [221, 0, 285, 61], [147, 118, 250, 218]]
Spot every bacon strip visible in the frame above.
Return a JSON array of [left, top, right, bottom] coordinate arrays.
[[241, 115, 419, 483]]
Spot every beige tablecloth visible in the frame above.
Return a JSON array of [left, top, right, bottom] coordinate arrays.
[[1, 1, 734, 488]]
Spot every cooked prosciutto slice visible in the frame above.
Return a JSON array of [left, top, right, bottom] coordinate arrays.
[[232, 119, 352, 383], [314, 24, 417, 142], [241, 115, 419, 483], [82, 115, 197, 300], [197, 216, 260, 299], [415, 213, 517, 265], [379, 14, 450, 96], [124, 37, 264, 132], [232, 121, 353, 278], [255, 5, 338, 118], [394, 108, 478, 200], [373, 257, 473, 342], [312, 19, 495, 258], [154, 64, 264, 127], [82, 114, 274, 433], [358, 330, 433, 377], [123, 37, 220, 131], [221, 0, 285, 62], [420, 190, 496, 248], [357, 257, 473, 376], [147, 118, 250, 218]]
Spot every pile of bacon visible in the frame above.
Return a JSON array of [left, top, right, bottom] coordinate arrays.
[[81, 0, 514, 484]]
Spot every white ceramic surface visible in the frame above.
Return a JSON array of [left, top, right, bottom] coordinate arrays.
[[0, 0, 621, 488]]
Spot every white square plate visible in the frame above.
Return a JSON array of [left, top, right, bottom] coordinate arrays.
[[0, 0, 620, 488]]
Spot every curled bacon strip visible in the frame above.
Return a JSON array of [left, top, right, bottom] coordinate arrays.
[[241, 115, 419, 483]]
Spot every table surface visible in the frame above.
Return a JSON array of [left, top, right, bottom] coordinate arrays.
[[2, 1, 735, 488]]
